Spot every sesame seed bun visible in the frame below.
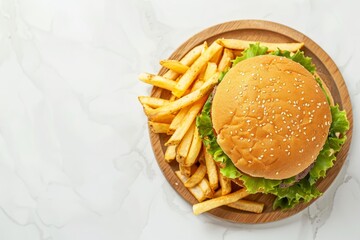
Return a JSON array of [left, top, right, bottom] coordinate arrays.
[[211, 55, 332, 180]]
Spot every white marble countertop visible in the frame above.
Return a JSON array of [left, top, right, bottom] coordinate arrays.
[[0, 0, 359, 239]]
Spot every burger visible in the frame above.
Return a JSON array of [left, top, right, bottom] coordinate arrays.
[[196, 43, 349, 209]]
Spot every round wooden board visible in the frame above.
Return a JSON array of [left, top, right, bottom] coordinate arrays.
[[148, 20, 353, 223]]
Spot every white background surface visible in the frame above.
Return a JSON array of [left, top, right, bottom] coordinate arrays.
[[0, 0, 359, 239]]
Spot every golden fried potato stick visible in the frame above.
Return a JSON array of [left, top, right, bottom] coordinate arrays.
[[168, 105, 190, 135], [138, 73, 177, 91], [172, 41, 223, 97], [184, 164, 207, 188], [179, 164, 192, 178], [149, 72, 218, 123], [142, 104, 175, 123], [164, 145, 177, 163], [197, 64, 208, 81], [227, 199, 265, 213], [148, 121, 170, 134], [204, 150, 219, 192], [165, 95, 207, 146], [203, 62, 217, 82], [184, 126, 202, 167], [218, 48, 234, 72], [138, 96, 170, 108], [198, 178, 213, 199], [160, 60, 189, 74], [218, 169, 232, 196], [213, 189, 222, 198], [218, 39, 304, 52], [193, 188, 249, 215], [163, 44, 204, 80], [209, 47, 223, 64], [176, 123, 195, 164], [176, 171, 206, 202]]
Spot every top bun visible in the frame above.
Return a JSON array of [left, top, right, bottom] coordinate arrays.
[[211, 55, 331, 180]]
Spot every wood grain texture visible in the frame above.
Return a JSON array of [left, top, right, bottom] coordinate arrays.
[[148, 20, 353, 223]]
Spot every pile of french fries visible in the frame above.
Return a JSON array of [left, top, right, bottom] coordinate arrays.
[[138, 38, 304, 215]]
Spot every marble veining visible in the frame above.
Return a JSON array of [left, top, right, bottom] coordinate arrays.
[[0, 0, 359, 239]]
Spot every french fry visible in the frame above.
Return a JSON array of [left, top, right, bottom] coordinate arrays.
[[143, 104, 175, 123], [190, 80, 204, 92], [138, 96, 170, 108], [168, 106, 190, 135], [213, 189, 222, 198], [138, 73, 177, 91], [204, 150, 219, 191], [184, 126, 202, 167], [172, 41, 223, 97], [169, 94, 177, 101], [219, 169, 232, 196], [164, 145, 176, 162], [197, 64, 208, 81], [203, 62, 217, 82], [149, 73, 218, 121], [163, 44, 204, 80], [201, 41, 208, 53], [193, 188, 249, 215], [176, 171, 206, 202], [179, 164, 192, 177], [198, 178, 213, 199], [227, 200, 265, 213], [160, 60, 189, 74], [165, 95, 208, 146], [218, 39, 304, 52], [197, 149, 205, 165], [184, 164, 207, 188], [176, 123, 195, 164], [218, 48, 234, 72], [148, 121, 170, 134], [210, 47, 223, 64], [232, 49, 243, 57]]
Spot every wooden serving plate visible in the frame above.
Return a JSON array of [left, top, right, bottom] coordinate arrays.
[[149, 20, 353, 223]]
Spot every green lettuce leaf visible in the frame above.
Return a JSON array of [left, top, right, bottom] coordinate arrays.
[[308, 105, 349, 185], [272, 49, 316, 73], [272, 179, 321, 209], [330, 105, 350, 136], [232, 43, 268, 66], [315, 77, 331, 104]]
